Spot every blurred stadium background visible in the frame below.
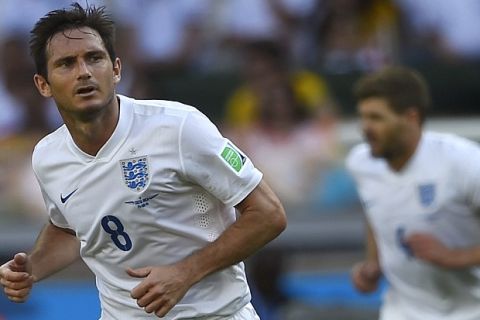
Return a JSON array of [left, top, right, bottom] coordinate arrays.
[[1, 0, 480, 319]]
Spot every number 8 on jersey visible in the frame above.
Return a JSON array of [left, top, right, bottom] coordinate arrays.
[[101, 215, 133, 251]]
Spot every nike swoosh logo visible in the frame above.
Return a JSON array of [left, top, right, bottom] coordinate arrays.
[[60, 189, 78, 203]]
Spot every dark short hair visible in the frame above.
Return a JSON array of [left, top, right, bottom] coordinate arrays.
[[29, 2, 116, 78], [353, 66, 431, 124]]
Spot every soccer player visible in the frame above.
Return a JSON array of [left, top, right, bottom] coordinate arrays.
[[346, 66, 480, 319], [0, 3, 287, 319]]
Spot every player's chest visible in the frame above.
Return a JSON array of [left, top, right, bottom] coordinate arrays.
[[52, 150, 186, 234], [362, 171, 455, 226]]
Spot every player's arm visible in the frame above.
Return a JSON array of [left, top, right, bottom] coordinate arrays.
[[127, 179, 286, 317], [365, 222, 379, 263], [181, 178, 286, 280], [351, 222, 382, 293], [405, 140, 480, 269], [0, 221, 80, 302], [406, 233, 480, 268], [29, 221, 80, 281], [447, 245, 480, 268]]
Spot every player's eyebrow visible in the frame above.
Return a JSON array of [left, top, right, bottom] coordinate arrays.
[[52, 55, 76, 67], [85, 50, 107, 58], [52, 50, 107, 66]]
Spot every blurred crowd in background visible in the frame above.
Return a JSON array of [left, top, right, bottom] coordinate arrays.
[[1, 1, 480, 318]]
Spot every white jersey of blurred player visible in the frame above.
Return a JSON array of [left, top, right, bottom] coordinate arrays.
[[32, 95, 262, 320], [347, 131, 480, 320]]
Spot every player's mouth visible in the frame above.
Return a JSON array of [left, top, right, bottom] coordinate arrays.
[[75, 85, 98, 97], [364, 131, 376, 145], [365, 133, 382, 153]]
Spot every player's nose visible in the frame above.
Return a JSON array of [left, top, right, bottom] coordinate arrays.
[[76, 60, 92, 80]]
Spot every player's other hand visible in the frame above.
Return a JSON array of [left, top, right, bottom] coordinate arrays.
[[0, 253, 34, 303], [127, 264, 192, 318], [351, 260, 382, 293]]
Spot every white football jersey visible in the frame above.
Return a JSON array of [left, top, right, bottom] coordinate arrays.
[[32, 95, 263, 319], [347, 132, 480, 320]]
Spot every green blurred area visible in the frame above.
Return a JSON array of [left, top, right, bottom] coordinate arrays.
[[145, 62, 480, 122]]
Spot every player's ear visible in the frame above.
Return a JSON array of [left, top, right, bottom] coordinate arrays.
[[33, 74, 52, 98], [113, 57, 121, 84]]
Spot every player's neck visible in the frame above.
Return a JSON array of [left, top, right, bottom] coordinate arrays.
[[387, 130, 422, 172], [63, 97, 120, 156]]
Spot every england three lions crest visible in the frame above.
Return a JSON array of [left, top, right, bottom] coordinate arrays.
[[120, 156, 150, 192], [418, 183, 435, 207]]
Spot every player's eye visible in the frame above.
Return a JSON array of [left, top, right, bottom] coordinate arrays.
[[88, 54, 104, 63], [58, 59, 74, 67]]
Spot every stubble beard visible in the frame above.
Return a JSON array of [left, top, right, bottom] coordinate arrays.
[[73, 91, 116, 123]]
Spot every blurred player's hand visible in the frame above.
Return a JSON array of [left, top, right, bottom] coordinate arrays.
[[406, 233, 467, 268], [0, 253, 34, 303], [127, 264, 192, 318], [351, 260, 382, 293]]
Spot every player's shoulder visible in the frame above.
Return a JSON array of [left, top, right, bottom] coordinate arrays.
[[32, 125, 69, 171], [33, 125, 68, 156], [345, 143, 375, 173], [127, 95, 200, 119], [125, 96, 216, 136], [423, 131, 480, 157]]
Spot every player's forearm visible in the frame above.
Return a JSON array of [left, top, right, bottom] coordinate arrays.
[[29, 222, 80, 282], [179, 182, 286, 285], [366, 224, 380, 265], [449, 246, 480, 268], [184, 208, 285, 284]]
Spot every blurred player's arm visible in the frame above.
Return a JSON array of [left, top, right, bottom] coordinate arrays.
[[406, 233, 480, 268], [351, 223, 382, 293], [127, 179, 286, 317], [405, 142, 480, 269], [366, 222, 379, 264], [0, 221, 79, 303]]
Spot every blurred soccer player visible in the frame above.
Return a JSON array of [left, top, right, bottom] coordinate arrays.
[[347, 66, 480, 320], [0, 3, 286, 319]]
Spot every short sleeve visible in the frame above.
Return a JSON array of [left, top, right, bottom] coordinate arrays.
[[345, 144, 364, 182], [38, 185, 72, 229], [179, 110, 262, 207], [32, 163, 71, 229], [345, 144, 371, 204], [453, 138, 480, 210]]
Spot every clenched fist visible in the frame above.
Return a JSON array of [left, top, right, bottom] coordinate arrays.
[[0, 253, 34, 303]]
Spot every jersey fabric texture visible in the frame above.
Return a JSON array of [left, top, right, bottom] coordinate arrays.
[[32, 95, 263, 319], [347, 131, 480, 320]]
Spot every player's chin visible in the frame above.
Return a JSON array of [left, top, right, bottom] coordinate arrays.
[[72, 100, 108, 118], [74, 95, 107, 109], [76, 102, 103, 113], [369, 144, 384, 158]]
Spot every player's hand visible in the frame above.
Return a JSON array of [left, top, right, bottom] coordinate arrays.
[[406, 233, 464, 268], [0, 253, 34, 303], [127, 264, 192, 318], [351, 260, 382, 293]]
